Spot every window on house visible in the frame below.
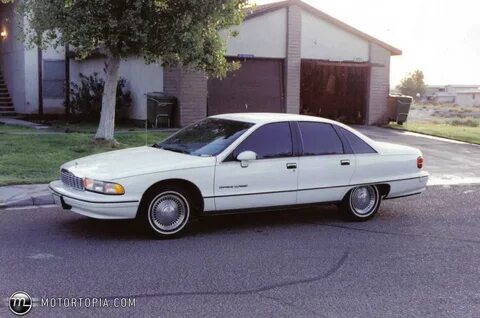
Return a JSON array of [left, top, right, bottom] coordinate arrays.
[[43, 60, 65, 99]]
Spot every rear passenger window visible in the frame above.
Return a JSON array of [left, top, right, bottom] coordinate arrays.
[[338, 127, 377, 154], [298, 122, 344, 155]]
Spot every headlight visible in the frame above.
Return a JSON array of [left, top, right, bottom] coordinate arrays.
[[83, 178, 125, 195]]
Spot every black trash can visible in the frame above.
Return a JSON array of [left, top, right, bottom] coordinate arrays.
[[146, 92, 177, 128], [390, 95, 413, 125]]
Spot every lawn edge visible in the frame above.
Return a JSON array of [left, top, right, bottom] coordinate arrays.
[[386, 124, 480, 146]]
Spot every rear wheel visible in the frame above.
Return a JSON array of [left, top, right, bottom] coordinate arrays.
[[139, 186, 192, 238], [341, 185, 381, 221]]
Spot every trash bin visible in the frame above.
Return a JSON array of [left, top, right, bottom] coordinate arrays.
[[146, 92, 177, 128], [389, 95, 413, 125]]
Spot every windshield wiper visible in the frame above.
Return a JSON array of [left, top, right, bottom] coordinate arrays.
[[160, 146, 191, 155]]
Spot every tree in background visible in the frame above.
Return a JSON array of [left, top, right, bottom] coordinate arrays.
[[396, 70, 427, 99], [6, 0, 249, 145]]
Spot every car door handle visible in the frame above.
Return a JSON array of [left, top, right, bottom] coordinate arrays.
[[286, 163, 297, 170], [340, 160, 350, 166]]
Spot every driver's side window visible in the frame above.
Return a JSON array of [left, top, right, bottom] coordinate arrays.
[[231, 122, 293, 160]]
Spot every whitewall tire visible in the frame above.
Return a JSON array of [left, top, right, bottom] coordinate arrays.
[[341, 185, 381, 221], [139, 186, 192, 238]]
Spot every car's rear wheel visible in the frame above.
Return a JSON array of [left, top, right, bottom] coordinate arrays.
[[341, 185, 381, 221], [139, 186, 192, 238]]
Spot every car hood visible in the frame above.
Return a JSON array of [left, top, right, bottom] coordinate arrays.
[[374, 141, 421, 155], [62, 146, 216, 180]]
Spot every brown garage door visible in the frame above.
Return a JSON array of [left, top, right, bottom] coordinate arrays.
[[207, 58, 284, 116], [301, 60, 369, 124]]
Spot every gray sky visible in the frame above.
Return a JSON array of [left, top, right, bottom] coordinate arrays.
[[255, 0, 480, 86]]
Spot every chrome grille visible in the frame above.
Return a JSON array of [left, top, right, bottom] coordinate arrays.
[[61, 169, 84, 191]]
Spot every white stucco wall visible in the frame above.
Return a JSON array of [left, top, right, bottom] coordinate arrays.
[[434, 94, 455, 104], [301, 10, 369, 62], [222, 8, 287, 58], [71, 57, 163, 120], [456, 92, 480, 107]]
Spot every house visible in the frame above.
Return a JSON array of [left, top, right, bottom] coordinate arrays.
[[0, 0, 401, 126], [425, 84, 480, 105], [456, 90, 480, 107]]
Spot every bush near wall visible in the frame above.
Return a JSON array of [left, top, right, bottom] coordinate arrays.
[[68, 72, 132, 122]]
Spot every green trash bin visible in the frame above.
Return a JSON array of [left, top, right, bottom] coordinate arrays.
[[392, 95, 413, 125], [146, 92, 177, 128]]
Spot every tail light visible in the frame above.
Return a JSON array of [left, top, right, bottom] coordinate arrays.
[[417, 156, 424, 169]]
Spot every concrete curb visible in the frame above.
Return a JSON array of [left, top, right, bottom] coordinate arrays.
[[0, 184, 53, 209]]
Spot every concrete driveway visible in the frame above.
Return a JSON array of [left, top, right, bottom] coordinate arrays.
[[355, 126, 480, 185]]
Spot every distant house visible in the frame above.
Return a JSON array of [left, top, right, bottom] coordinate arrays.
[[456, 90, 480, 107], [0, 0, 402, 126], [425, 84, 480, 105]]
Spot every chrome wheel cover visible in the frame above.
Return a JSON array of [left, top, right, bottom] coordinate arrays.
[[350, 186, 377, 216], [148, 191, 189, 234]]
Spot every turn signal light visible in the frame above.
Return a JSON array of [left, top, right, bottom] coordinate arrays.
[[417, 156, 424, 169], [83, 178, 125, 195]]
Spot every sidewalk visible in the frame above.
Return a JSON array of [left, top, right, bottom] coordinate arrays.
[[0, 117, 50, 129], [0, 184, 53, 209]]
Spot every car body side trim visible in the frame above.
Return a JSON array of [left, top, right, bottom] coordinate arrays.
[[204, 176, 423, 199], [203, 201, 342, 215]]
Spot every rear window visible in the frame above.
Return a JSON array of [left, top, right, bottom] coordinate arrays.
[[298, 122, 344, 155], [338, 127, 377, 154]]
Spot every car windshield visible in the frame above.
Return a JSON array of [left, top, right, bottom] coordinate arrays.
[[155, 118, 254, 157]]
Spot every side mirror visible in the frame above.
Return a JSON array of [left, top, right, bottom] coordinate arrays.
[[237, 151, 257, 168]]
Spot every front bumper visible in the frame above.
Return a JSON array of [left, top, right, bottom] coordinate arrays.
[[49, 180, 139, 220]]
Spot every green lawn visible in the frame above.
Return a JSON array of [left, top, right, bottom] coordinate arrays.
[[48, 121, 148, 133], [0, 127, 170, 185], [389, 122, 480, 145]]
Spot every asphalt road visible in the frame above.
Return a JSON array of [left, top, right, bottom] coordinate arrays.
[[1, 184, 479, 317]]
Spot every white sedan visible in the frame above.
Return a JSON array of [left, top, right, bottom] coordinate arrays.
[[50, 113, 429, 238]]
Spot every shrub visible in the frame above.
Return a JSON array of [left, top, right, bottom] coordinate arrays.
[[69, 71, 132, 122], [449, 118, 479, 127]]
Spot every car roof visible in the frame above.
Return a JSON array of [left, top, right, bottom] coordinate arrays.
[[211, 113, 338, 125]]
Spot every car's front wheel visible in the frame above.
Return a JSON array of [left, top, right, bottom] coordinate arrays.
[[139, 186, 192, 238], [341, 185, 381, 221]]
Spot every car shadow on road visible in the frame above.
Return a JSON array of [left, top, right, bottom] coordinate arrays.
[[59, 205, 344, 241], [192, 206, 342, 237]]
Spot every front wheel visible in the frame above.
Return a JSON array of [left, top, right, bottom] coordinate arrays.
[[340, 185, 381, 221], [139, 186, 192, 238]]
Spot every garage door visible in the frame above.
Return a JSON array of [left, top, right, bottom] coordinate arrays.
[[207, 59, 284, 116], [301, 60, 369, 124]]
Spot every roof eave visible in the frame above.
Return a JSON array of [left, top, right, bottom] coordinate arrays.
[[245, 0, 402, 56]]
